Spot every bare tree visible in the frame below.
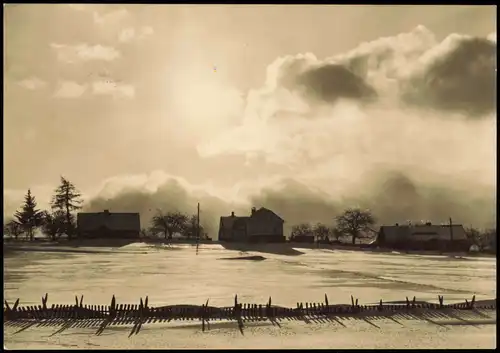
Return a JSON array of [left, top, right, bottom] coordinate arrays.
[[313, 223, 331, 243], [465, 227, 482, 246], [40, 210, 66, 241], [182, 215, 204, 239], [290, 223, 313, 240], [4, 220, 23, 240], [14, 189, 44, 241], [331, 227, 342, 242], [335, 208, 376, 245], [150, 210, 188, 240], [51, 176, 83, 240]]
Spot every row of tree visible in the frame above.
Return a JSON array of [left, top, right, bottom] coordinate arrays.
[[290, 208, 376, 244], [289, 208, 496, 250], [3, 177, 206, 242], [4, 177, 83, 241], [3, 183, 495, 250]]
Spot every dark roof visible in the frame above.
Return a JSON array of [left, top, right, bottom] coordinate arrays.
[[254, 207, 284, 221], [77, 211, 140, 232], [219, 207, 284, 235], [379, 224, 467, 241]]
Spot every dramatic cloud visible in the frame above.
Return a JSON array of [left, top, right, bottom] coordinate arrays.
[[53, 80, 87, 98], [194, 26, 495, 232], [82, 172, 243, 236], [296, 64, 378, 104], [51, 43, 121, 63], [17, 77, 47, 90], [6, 23, 496, 236], [401, 35, 496, 116], [92, 80, 135, 99]]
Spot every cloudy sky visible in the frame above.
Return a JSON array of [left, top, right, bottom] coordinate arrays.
[[4, 4, 497, 234]]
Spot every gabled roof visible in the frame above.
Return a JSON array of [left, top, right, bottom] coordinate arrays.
[[252, 207, 284, 221], [380, 224, 467, 241], [77, 211, 141, 232]]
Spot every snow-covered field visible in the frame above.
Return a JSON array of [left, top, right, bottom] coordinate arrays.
[[4, 243, 497, 349]]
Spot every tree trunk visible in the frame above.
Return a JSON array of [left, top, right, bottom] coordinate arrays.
[[164, 230, 168, 240], [66, 204, 71, 241], [351, 233, 356, 245]]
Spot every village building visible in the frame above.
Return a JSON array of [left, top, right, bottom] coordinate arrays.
[[218, 207, 285, 243], [291, 234, 315, 243], [375, 222, 471, 251], [77, 210, 141, 239]]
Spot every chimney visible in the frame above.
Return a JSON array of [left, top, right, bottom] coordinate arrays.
[[231, 211, 235, 217], [251, 207, 256, 215]]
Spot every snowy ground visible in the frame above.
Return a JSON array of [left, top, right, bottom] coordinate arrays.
[[3, 243, 497, 349]]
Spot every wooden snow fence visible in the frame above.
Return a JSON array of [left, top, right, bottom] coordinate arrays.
[[4, 293, 496, 337]]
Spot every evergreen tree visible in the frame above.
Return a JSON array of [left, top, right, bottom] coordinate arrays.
[[51, 176, 83, 240], [14, 189, 43, 241]]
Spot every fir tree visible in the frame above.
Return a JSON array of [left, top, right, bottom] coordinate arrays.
[[51, 176, 83, 240], [14, 189, 43, 241]]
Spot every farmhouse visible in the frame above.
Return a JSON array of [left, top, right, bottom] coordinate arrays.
[[218, 207, 285, 243], [77, 210, 141, 239], [376, 222, 470, 251]]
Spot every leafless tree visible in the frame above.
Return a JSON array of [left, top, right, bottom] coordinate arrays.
[[182, 215, 204, 239], [4, 220, 23, 240], [151, 210, 188, 240], [335, 208, 376, 245], [40, 210, 66, 241], [313, 223, 331, 242], [290, 223, 313, 240]]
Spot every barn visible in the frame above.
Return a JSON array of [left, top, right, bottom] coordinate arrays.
[[376, 222, 471, 251], [77, 210, 141, 239]]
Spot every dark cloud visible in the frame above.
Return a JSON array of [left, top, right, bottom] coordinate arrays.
[[83, 178, 241, 236], [402, 37, 496, 117], [249, 179, 339, 232], [296, 64, 378, 104], [363, 170, 496, 227]]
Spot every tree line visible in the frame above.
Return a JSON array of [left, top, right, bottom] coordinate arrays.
[[3, 182, 495, 251], [290, 208, 496, 251], [4, 177, 83, 241], [290, 208, 376, 245], [2, 177, 206, 242]]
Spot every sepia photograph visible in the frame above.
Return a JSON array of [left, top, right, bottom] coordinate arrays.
[[3, 3, 497, 349]]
